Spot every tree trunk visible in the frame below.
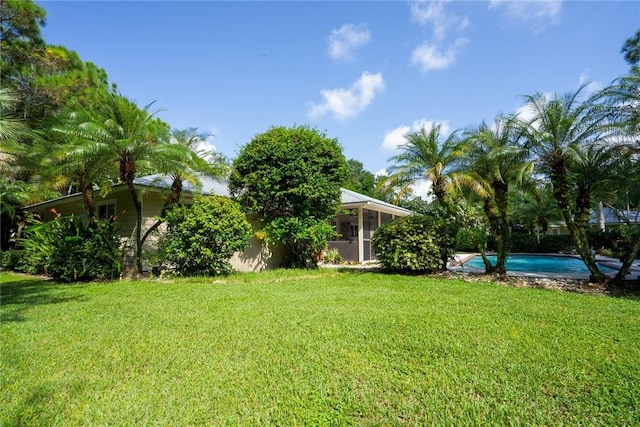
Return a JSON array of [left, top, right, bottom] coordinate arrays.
[[494, 182, 511, 279], [81, 183, 96, 225], [483, 197, 507, 278], [611, 229, 640, 288], [552, 171, 606, 283], [140, 177, 183, 246], [121, 158, 143, 277], [477, 243, 494, 273]]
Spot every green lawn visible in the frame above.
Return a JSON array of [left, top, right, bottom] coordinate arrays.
[[2, 269, 639, 425]]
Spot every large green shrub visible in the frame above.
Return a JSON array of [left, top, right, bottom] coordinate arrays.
[[372, 215, 456, 274], [16, 212, 122, 282], [161, 195, 252, 276], [229, 125, 349, 268]]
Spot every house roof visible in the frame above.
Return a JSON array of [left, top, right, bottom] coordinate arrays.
[[590, 206, 640, 225], [23, 175, 412, 217], [133, 174, 230, 197], [23, 174, 229, 210], [340, 188, 413, 216]]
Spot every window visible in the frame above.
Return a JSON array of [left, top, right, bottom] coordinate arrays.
[[349, 224, 358, 239], [98, 202, 116, 220]]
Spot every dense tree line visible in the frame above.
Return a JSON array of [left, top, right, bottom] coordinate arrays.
[[0, 1, 226, 276]]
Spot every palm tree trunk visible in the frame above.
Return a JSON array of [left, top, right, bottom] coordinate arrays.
[[557, 194, 605, 283], [483, 198, 507, 277], [477, 243, 493, 273], [611, 230, 640, 288], [140, 178, 183, 246], [81, 183, 96, 224], [551, 163, 606, 283], [123, 180, 143, 276]]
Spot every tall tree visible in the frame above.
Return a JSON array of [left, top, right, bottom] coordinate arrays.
[[229, 125, 349, 268], [55, 93, 170, 275], [386, 123, 464, 215], [139, 127, 229, 246], [0, 87, 32, 249], [384, 123, 491, 271], [523, 84, 610, 283], [344, 159, 375, 196], [597, 69, 640, 286], [1, 1, 111, 127], [461, 115, 532, 277], [621, 29, 640, 66]]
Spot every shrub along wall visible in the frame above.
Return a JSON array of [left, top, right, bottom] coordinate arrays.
[[4, 213, 122, 282]]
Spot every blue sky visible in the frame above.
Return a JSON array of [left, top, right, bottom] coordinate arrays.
[[40, 1, 638, 181]]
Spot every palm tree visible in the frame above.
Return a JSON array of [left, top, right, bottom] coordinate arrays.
[[599, 68, 640, 154], [0, 88, 39, 249], [461, 114, 532, 277], [139, 127, 228, 246], [511, 185, 563, 238], [523, 84, 610, 283], [386, 123, 464, 215], [56, 95, 229, 276], [47, 110, 115, 221], [54, 93, 171, 275], [597, 71, 640, 285]]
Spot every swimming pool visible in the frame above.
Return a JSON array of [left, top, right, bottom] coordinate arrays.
[[462, 254, 618, 275]]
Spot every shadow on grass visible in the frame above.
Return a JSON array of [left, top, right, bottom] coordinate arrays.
[[0, 275, 85, 322], [3, 378, 87, 425], [334, 266, 383, 274]]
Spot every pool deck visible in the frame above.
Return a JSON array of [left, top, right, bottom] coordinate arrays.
[[449, 253, 640, 281]]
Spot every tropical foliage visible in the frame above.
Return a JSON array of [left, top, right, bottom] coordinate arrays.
[[229, 125, 349, 267], [372, 214, 456, 274], [1, 3, 638, 289], [159, 195, 252, 276], [12, 210, 122, 282]]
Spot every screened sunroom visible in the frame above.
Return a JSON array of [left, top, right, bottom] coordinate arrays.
[[328, 189, 414, 263]]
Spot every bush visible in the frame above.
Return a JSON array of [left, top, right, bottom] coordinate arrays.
[[264, 217, 335, 268], [508, 234, 575, 253], [17, 213, 122, 282], [229, 125, 349, 268], [161, 195, 252, 276], [322, 248, 342, 265], [1, 249, 28, 272], [372, 215, 456, 274]]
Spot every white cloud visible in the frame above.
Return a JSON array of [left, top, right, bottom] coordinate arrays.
[[411, 180, 432, 200], [489, 0, 562, 31], [308, 71, 385, 121], [382, 119, 451, 151], [327, 23, 371, 61], [411, 38, 468, 72], [578, 70, 603, 95], [194, 135, 217, 158], [375, 169, 388, 178], [408, 1, 470, 72], [382, 125, 411, 151], [409, 0, 469, 41]]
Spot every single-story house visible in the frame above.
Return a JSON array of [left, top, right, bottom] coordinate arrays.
[[328, 189, 413, 263], [546, 203, 640, 235], [590, 205, 640, 230], [22, 176, 412, 271]]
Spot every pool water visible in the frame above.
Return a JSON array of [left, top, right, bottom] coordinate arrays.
[[462, 254, 618, 275]]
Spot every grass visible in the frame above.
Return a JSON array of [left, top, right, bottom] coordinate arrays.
[[1, 269, 639, 425]]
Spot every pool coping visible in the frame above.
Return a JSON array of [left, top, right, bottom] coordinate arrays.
[[449, 253, 640, 281]]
